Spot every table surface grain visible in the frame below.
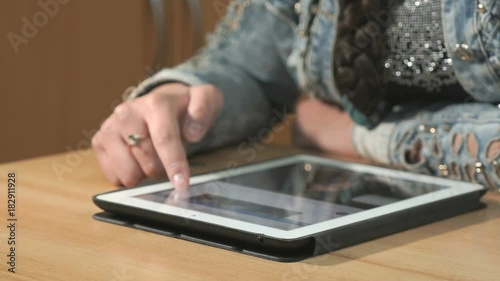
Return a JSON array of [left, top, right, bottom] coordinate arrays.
[[0, 145, 499, 281]]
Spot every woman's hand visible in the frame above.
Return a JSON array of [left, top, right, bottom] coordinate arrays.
[[294, 98, 362, 160], [92, 83, 224, 189]]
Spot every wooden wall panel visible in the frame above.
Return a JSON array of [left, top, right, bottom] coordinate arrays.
[[165, 0, 232, 66], [0, 0, 150, 163]]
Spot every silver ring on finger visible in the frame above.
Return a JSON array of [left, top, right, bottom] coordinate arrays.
[[127, 133, 145, 147]]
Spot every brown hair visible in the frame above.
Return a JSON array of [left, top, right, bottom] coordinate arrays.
[[333, 0, 395, 119]]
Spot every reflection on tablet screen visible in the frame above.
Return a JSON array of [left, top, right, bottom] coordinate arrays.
[[135, 163, 447, 230]]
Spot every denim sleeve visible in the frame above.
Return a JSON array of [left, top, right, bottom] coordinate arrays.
[[125, 0, 300, 155], [353, 102, 500, 190]]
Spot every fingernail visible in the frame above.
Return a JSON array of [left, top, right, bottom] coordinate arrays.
[[188, 122, 204, 137], [173, 173, 186, 189], [172, 189, 189, 201]]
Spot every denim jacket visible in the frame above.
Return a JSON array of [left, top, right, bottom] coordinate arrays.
[[126, 0, 500, 189]]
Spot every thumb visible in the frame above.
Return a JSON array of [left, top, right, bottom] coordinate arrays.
[[182, 85, 223, 143]]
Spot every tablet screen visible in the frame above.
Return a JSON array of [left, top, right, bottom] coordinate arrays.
[[135, 162, 447, 230]]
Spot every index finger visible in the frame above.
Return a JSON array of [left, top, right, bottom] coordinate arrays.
[[144, 95, 190, 189]]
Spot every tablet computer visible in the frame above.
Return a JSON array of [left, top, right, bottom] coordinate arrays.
[[93, 155, 486, 262]]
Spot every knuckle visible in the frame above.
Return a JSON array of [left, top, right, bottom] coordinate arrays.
[[165, 161, 188, 172], [91, 132, 102, 148], [146, 91, 167, 110], [203, 85, 223, 103], [142, 164, 156, 177], [153, 131, 179, 145], [100, 116, 116, 135], [108, 175, 121, 186], [190, 104, 211, 120], [113, 102, 128, 113], [121, 174, 140, 187], [113, 102, 132, 120], [143, 162, 161, 177]]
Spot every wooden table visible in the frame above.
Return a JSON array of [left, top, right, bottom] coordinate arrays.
[[1, 145, 499, 281]]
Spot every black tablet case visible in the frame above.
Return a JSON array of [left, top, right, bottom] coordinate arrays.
[[93, 189, 485, 262]]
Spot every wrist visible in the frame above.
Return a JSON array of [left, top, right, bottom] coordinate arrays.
[[294, 99, 361, 158], [316, 112, 359, 158]]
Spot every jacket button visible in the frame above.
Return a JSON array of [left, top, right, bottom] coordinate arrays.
[[294, 2, 302, 14], [478, 2, 487, 13], [454, 43, 474, 61], [438, 164, 450, 177]]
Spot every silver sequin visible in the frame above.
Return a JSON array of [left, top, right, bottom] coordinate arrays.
[[383, 0, 458, 92]]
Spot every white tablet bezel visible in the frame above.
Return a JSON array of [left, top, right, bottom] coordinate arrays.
[[95, 155, 484, 240]]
